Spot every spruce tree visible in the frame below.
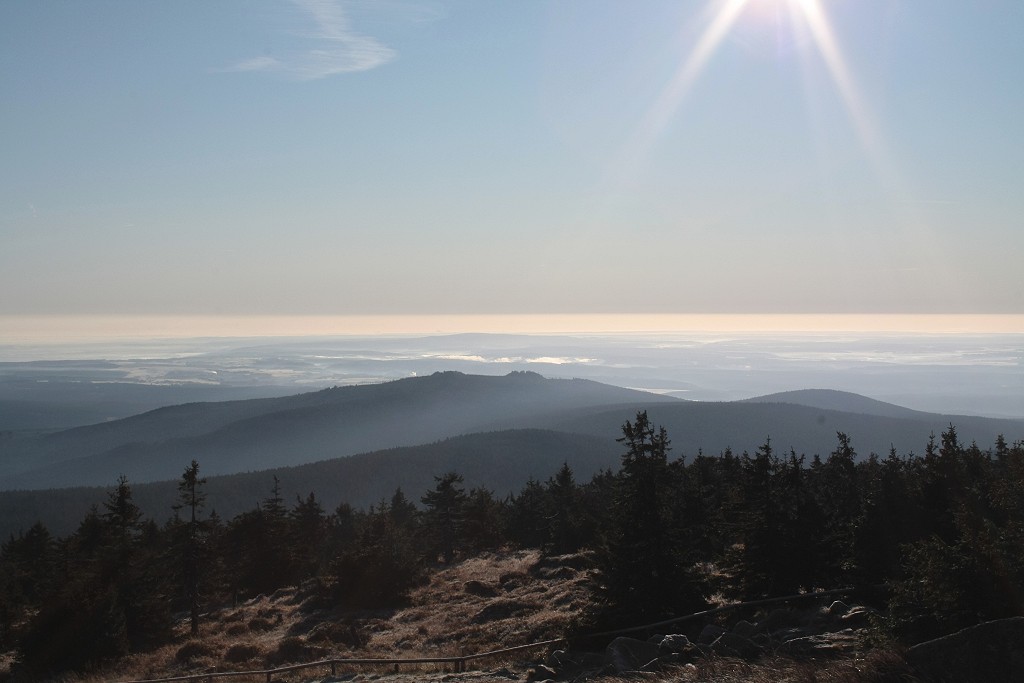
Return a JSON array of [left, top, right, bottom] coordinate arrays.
[[602, 412, 703, 623], [421, 472, 467, 563], [172, 460, 208, 636]]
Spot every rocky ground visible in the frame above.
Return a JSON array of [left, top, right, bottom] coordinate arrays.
[[61, 549, 593, 683], [3, 549, 947, 683]]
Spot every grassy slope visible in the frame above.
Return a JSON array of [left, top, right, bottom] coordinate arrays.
[[21, 548, 924, 683]]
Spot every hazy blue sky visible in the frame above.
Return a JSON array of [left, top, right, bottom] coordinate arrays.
[[2, 0, 1022, 320]]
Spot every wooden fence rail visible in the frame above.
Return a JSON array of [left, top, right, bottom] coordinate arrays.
[[120, 588, 855, 683], [120, 638, 568, 683]]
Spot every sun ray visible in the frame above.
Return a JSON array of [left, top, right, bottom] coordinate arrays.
[[609, 0, 751, 182], [609, 0, 902, 189], [793, 0, 883, 168]]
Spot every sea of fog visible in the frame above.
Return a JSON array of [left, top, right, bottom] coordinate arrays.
[[1, 329, 1022, 421]]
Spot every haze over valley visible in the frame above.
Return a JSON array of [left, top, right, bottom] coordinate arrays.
[[2, 334, 1022, 538]]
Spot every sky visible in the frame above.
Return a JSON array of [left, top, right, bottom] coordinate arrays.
[[2, 0, 1023, 331]]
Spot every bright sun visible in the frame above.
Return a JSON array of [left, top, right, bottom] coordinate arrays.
[[617, 0, 882, 183]]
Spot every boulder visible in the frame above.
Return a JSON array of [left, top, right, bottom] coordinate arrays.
[[658, 633, 692, 654], [776, 630, 860, 658], [698, 624, 727, 644], [526, 663, 557, 681], [755, 608, 802, 633], [840, 605, 878, 627], [606, 636, 661, 673], [826, 600, 850, 617], [711, 632, 761, 661], [906, 617, 1024, 683], [732, 619, 756, 638]]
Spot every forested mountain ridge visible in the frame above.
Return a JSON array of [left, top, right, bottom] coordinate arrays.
[[529, 400, 1024, 463], [3, 372, 1023, 492], [0, 371, 677, 489], [0, 428, 621, 539]]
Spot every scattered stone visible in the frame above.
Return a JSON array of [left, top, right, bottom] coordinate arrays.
[[826, 600, 850, 617], [606, 636, 661, 672], [698, 624, 727, 644], [840, 605, 878, 627], [775, 626, 814, 643], [755, 608, 801, 633], [776, 630, 860, 658], [712, 632, 761, 661], [733, 619, 756, 638], [526, 663, 557, 681], [658, 633, 692, 653], [545, 649, 569, 667]]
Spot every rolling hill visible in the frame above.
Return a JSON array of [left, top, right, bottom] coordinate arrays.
[[2, 373, 1023, 540], [0, 428, 620, 538], [741, 389, 930, 419], [0, 371, 676, 490]]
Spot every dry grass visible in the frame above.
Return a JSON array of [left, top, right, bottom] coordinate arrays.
[[368, 549, 591, 660], [665, 650, 919, 683], [3, 550, 919, 683], [25, 548, 593, 683]]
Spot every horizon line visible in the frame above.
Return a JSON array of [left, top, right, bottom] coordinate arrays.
[[3, 313, 1024, 344]]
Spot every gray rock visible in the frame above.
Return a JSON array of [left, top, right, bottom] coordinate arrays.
[[755, 608, 801, 633], [712, 632, 761, 661], [775, 626, 814, 642], [545, 649, 570, 667], [732, 619, 756, 638], [710, 638, 739, 659], [907, 617, 1024, 683], [606, 636, 661, 672], [777, 630, 860, 658], [578, 652, 609, 669], [826, 600, 850, 617], [526, 664, 557, 681], [659, 633, 692, 653], [840, 605, 878, 627], [698, 624, 727, 644], [640, 654, 680, 672]]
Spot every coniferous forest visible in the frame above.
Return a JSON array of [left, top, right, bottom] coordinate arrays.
[[2, 414, 1023, 678]]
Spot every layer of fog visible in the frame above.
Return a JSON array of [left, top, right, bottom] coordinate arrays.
[[2, 332, 1021, 426]]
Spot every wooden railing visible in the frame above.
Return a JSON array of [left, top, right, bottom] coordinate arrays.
[[121, 638, 567, 683]]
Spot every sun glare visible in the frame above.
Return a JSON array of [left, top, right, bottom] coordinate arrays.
[[616, 0, 886, 183]]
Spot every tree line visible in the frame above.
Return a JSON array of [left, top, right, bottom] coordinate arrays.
[[2, 413, 1023, 677]]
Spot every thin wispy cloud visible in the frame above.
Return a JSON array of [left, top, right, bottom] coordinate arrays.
[[221, 0, 396, 80]]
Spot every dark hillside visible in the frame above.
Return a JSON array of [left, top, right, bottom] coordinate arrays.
[[536, 401, 1024, 459], [0, 371, 675, 489], [0, 428, 619, 538]]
